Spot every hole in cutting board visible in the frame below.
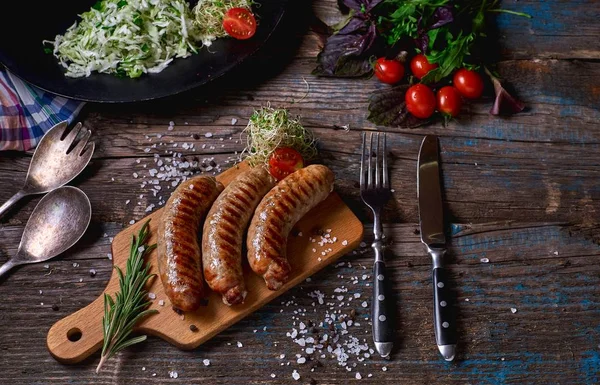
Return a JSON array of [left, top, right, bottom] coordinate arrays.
[[67, 328, 82, 342]]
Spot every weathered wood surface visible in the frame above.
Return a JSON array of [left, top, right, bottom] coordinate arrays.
[[1, 0, 600, 384]]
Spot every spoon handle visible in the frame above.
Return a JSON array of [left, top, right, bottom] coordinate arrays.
[[0, 259, 17, 280], [0, 190, 27, 219]]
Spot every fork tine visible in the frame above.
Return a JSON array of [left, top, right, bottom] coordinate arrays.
[[375, 133, 380, 188], [63, 122, 83, 147], [367, 133, 373, 188], [360, 132, 366, 189], [383, 133, 389, 188], [69, 129, 92, 156]]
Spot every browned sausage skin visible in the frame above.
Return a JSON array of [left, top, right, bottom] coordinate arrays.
[[158, 176, 224, 312], [247, 165, 335, 290], [202, 166, 275, 305]]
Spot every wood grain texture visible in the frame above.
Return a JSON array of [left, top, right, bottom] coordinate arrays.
[[1, 0, 600, 383], [46, 162, 363, 363]]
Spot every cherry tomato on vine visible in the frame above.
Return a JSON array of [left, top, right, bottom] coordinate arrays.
[[374, 58, 405, 85], [268, 147, 304, 181], [405, 84, 436, 119], [223, 8, 257, 40], [453, 68, 484, 99], [436, 86, 463, 117], [410, 54, 439, 79]]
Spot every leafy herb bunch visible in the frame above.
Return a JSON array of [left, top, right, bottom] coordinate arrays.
[[313, 0, 530, 127]]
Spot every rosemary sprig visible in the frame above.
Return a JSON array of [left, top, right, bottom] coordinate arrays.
[[96, 219, 158, 373]]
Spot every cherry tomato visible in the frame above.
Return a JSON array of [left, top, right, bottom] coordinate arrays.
[[405, 84, 436, 119], [374, 58, 405, 85], [453, 68, 484, 99], [223, 8, 257, 40], [268, 147, 304, 181], [436, 86, 462, 117], [410, 54, 439, 80]]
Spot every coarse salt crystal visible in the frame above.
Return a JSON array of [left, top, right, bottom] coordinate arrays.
[[107, 253, 113, 260], [129, 220, 135, 225], [237, 341, 243, 348], [356, 372, 362, 379], [148, 292, 156, 299], [382, 367, 387, 371], [480, 257, 490, 263], [270, 373, 276, 378], [342, 240, 348, 246], [511, 308, 517, 313], [297, 357, 306, 364], [203, 359, 210, 366], [142, 367, 145, 371], [361, 301, 368, 308], [292, 370, 300, 380], [205, 132, 213, 138], [231, 118, 238, 125], [158, 300, 165, 306], [169, 371, 178, 378]]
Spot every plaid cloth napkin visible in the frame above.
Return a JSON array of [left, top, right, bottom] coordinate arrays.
[[0, 70, 85, 151]]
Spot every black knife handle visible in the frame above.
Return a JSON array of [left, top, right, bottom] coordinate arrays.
[[433, 267, 457, 346], [372, 261, 393, 344]]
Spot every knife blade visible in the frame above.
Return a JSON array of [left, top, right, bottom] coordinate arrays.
[[417, 135, 457, 362]]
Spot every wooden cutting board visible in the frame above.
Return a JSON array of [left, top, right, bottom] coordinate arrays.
[[47, 162, 364, 364]]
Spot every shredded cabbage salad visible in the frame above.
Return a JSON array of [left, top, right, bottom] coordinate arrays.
[[47, 0, 201, 78]]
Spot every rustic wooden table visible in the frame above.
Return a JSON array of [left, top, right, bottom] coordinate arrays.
[[1, 1, 599, 384]]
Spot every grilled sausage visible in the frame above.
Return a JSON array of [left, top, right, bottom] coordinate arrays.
[[202, 166, 275, 305], [247, 165, 335, 290], [158, 176, 224, 312]]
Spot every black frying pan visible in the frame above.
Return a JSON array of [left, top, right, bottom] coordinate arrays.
[[0, 0, 287, 102]]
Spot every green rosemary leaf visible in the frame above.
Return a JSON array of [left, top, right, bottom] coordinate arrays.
[[95, 219, 157, 373]]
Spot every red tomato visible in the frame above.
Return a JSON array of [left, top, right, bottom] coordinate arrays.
[[405, 84, 436, 119], [410, 54, 439, 79], [436, 86, 462, 117], [223, 8, 257, 40], [374, 58, 405, 85], [268, 147, 304, 181], [453, 68, 484, 99]]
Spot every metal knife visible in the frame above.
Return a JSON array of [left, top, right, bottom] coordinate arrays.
[[417, 135, 457, 362]]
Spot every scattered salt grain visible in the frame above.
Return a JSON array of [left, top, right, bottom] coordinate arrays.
[[44, 264, 49, 269], [382, 366, 387, 371], [480, 257, 490, 263], [231, 118, 238, 125], [203, 359, 211, 366], [342, 240, 348, 246], [169, 371, 178, 378], [159, 300, 165, 306], [292, 370, 300, 381], [511, 308, 517, 313], [129, 220, 135, 225], [361, 301, 368, 308], [125, 200, 130, 205], [107, 253, 113, 260], [297, 357, 306, 364], [270, 373, 276, 378], [356, 372, 362, 379], [237, 341, 243, 348], [148, 292, 156, 299], [205, 132, 213, 138]]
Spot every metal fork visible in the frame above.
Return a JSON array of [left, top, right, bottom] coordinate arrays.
[[0, 121, 95, 219], [360, 132, 394, 358]]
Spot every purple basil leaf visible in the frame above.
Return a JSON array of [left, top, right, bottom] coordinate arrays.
[[430, 6, 454, 29], [365, 0, 383, 12], [367, 85, 431, 127], [338, 16, 367, 35], [490, 77, 525, 115], [313, 24, 376, 77], [415, 33, 429, 53], [343, 0, 364, 11]]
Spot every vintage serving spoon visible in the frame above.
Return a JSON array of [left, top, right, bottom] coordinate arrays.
[[0, 186, 92, 279], [0, 121, 94, 219]]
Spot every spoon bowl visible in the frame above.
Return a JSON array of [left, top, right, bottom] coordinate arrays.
[[0, 186, 92, 279]]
